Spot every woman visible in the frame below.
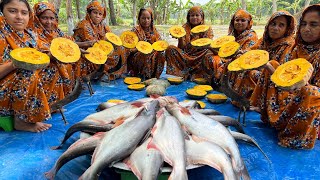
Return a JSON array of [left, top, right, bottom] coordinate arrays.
[[291, 4, 320, 87], [127, 8, 165, 79], [227, 9, 259, 99], [73, 1, 126, 79], [0, 0, 51, 132], [228, 9, 258, 50], [251, 8, 319, 149], [166, 6, 220, 81], [31, 2, 75, 102], [250, 11, 296, 112]]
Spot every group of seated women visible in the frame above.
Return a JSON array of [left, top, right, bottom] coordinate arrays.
[[0, 0, 319, 149]]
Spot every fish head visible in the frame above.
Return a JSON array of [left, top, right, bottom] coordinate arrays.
[[145, 100, 160, 114]]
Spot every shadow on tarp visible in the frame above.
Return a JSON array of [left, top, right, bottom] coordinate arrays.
[[0, 76, 319, 180]]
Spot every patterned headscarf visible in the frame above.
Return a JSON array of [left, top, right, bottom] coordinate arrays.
[[259, 10, 296, 50], [86, 0, 106, 19], [187, 6, 205, 26], [73, 0, 109, 41], [228, 9, 253, 35], [34, 2, 57, 18], [134, 7, 160, 43], [29, 2, 65, 45], [32, 2, 59, 30]]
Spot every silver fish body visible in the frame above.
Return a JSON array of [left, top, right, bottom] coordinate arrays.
[[166, 103, 247, 178], [185, 137, 237, 180], [149, 107, 188, 180], [45, 132, 105, 179], [126, 138, 164, 180], [80, 100, 159, 180]]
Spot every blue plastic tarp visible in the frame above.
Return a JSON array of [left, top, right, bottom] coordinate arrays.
[[0, 74, 319, 180]]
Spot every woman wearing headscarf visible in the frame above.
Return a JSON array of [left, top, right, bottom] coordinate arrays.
[[226, 9, 259, 101], [31, 2, 75, 101], [251, 8, 320, 149], [291, 4, 320, 87], [0, 0, 52, 132], [73, 0, 126, 79], [165, 6, 220, 81], [126, 8, 165, 79], [228, 9, 258, 51], [250, 11, 296, 113]]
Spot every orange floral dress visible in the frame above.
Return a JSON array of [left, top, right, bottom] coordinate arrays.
[[127, 25, 165, 79], [250, 11, 296, 109], [30, 2, 75, 105], [165, 23, 221, 81], [73, 1, 126, 79], [0, 16, 51, 123], [227, 9, 258, 99], [251, 9, 319, 149]]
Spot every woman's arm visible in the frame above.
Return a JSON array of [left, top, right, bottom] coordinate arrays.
[[0, 61, 16, 80], [76, 41, 97, 49]]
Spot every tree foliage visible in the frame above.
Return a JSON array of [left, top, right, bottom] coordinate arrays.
[[30, 0, 320, 31]]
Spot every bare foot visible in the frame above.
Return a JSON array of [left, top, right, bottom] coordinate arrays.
[[14, 118, 52, 133]]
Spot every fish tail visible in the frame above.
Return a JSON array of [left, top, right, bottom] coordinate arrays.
[[240, 164, 251, 180], [147, 138, 158, 150]]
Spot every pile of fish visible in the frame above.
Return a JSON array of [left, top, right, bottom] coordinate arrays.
[[45, 95, 268, 180]]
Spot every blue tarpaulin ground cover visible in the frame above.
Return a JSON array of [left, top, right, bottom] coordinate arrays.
[[0, 73, 319, 180]]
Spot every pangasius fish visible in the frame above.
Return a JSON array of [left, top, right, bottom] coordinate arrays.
[[97, 95, 177, 111], [193, 109, 221, 115], [80, 100, 159, 180], [185, 135, 237, 180], [179, 100, 201, 109], [148, 108, 188, 180], [45, 132, 105, 179], [230, 131, 270, 162], [208, 115, 245, 134], [125, 138, 164, 180], [53, 100, 147, 149], [166, 103, 249, 180]]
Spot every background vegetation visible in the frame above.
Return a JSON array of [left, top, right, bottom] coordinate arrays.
[[29, 0, 320, 37]]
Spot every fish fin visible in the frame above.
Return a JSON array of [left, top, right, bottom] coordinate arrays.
[[93, 132, 106, 138], [112, 117, 126, 128], [131, 101, 145, 108], [150, 94, 160, 99], [125, 158, 142, 180], [147, 138, 158, 150], [241, 163, 251, 180], [151, 124, 159, 135], [180, 107, 191, 115], [156, 109, 164, 118], [191, 135, 205, 143]]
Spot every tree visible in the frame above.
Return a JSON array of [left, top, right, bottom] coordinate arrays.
[[272, 0, 277, 13], [241, 0, 246, 10], [75, 0, 82, 21], [54, 0, 63, 14], [66, 0, 74, 35], [133, 0, 137, 26], [304, 0, 311, 8], [109, 0, 118, 25]]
